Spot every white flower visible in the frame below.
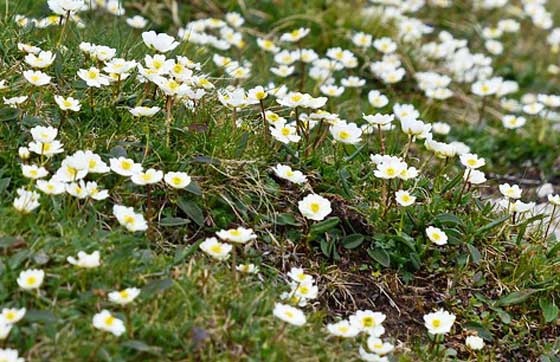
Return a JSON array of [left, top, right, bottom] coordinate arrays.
[[270, 123, 301, 144], [298, 194, 332, 221], [502, 115, 526, 129], [164, 171, 191, 189], [126, 15, 147, 29], [86, 181, 109, 201], [112, 205, 148, 232], [109, 157, 142, 176], [548, 194, 560, 206], [460, 153, 485, 169], [21, 164, 48, 179], [359, 346, 389, 362], [48, 0, 85, 14], [108, 288, 141, 305], [25, 50, 56, 68], [0, 324, 12, 341], [30, 125, 58, 143], [17, 269, 45, 290], [499, 183, 522, 199], [129, 106, 161, 117], [92, 310, 126, 336], [66, 180, 89, 199], [326, 320, 360, 337], [23, 70, 51, 86], [426, 226, 448, 246], [236, 264, 259, 274], [423, 309, 456, 335], [13, 188, 41, 213], [142, 31, 179, 53], [432, 122, 451, 135], [363, 113, 394, 126], [280, 28, 310, 42], [0, 348, 25, 362], [366, 337, 394, 355], [368, 90, 389, 108], [464, 170, 487, 185], [466, 335, 485, 350], [216, 227, 257, 244], [374, 158, 407, 179], [67, 251, 101, 268], [1, 308, 26, 324], [273, 303, 306, 326], [395, 190, 416, 207], [373, 37, 397, 54], [330, 122, 362, 144], [54, 95, 81, 111], [199, 237, 232, 260], [77, 67, 110, 88], [131, 168, 163, 185], [272, 164, 307, 184], [287, 267, 314, 284], [349, 310, 386, 336], [3, 96, 28, 106]]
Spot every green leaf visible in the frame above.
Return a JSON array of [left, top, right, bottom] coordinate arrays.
[[539, 298, 559, 323], [177, 198, 204, 226], [341, 234, 364, 249], [495, 290, 536, 307], [0, 107, 19, 122], [309, 217, 340, 236], [368, 248, 390, 267], [159, 217, 190, 227], [122, 340, 161, 355], [466, 244, 481, 265], [273, 213, 300, 226], [185, 181, 202, 196], [475, 215, 510, 236], [433, 213, 463, 227], [25, 310, 57, 324], [490, 307, 512, 324], [440, 173, 462, 194], [0, 236, 18, 248], [173, 239, 204, 265], [142, 278, 174, 297]]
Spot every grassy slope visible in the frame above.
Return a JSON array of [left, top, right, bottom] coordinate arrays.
[[0, 0, 559, 361]]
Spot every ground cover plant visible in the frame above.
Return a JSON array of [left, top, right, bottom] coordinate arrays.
[[0, 0, 560, 361]]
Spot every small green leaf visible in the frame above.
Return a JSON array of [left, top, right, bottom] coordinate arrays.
[[159, 217, 190, 226], [495, 290, 535, 307], [539, 298, 559, 323], [475, 215, 510, 236], [25, 310, 57, 324], [177, 198, 204, 226], [142, 278, 174, 297], [122, 340, 161, 355], [0, 108, 19, 122], [368, 248, 390, 267], [309, 217, 340, 236], [466, 244, 481, 265], [341, 234, 364, 249]]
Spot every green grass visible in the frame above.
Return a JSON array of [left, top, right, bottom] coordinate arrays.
[[0, 0, 559, 361]]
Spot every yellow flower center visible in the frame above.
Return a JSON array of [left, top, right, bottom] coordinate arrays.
[[362, 316, 375, 327], [210, 244, 223, 253], [310, 202, 320, 213]]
